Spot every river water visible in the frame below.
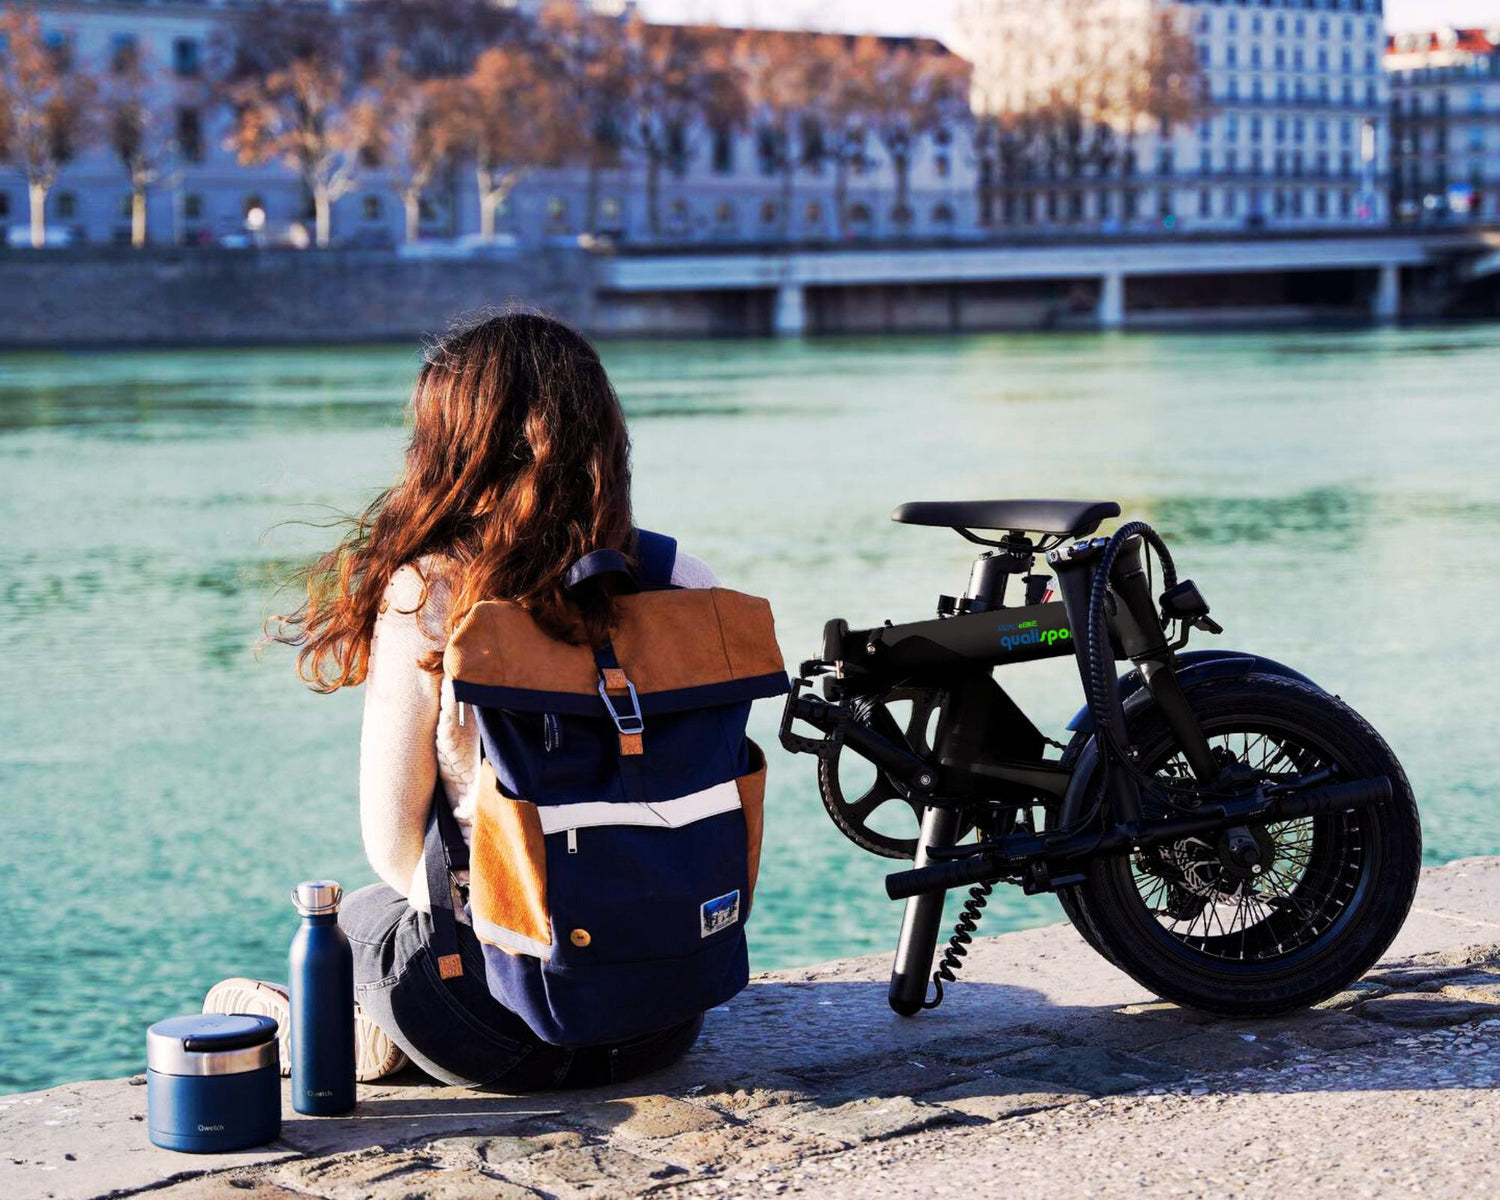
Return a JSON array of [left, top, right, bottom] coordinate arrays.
[[3, 326, 1498, 1094]]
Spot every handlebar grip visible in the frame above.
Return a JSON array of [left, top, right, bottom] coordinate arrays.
[[886, 853, 998, 901]]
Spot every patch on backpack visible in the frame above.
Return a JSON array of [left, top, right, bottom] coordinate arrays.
[[700, 890, 741, 938]]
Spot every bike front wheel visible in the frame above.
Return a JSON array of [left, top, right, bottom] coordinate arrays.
[[1062, 673, 1422, 1017]]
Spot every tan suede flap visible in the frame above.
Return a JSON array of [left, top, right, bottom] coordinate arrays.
[[445, 588, 784, 695], [468, 763, 552, 950], [738, 740, 768, 912]]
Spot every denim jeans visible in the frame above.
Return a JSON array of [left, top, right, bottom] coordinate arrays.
[[339, 883, 703, 1090]]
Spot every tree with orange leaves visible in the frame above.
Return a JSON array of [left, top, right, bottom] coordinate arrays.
[[799, 35, 884, 240], [224, 4, 384, 248], [869, 44, 969, 237], [447, 42, 576, 242], [379, 61, 462, 243], [0, 11, 97, 248], [622, 19, 745, 241], [733, 29, 819, 241]]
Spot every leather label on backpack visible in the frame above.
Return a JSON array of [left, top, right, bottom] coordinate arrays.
[[700, 889, 741, 938]]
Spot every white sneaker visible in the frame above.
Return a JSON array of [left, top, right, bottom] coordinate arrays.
[[202, 977, 408, 1083]]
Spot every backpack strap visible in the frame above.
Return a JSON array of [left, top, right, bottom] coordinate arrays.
[[423, 782, 470, 981], [634, 529, 678, 590], [593, 639, 647, 800], [563, 549, 637, 592]]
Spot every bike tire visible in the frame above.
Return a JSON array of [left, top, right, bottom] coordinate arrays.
[[1065, 673, 1422, 1017]]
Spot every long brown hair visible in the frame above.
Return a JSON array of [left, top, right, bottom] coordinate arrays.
[[274, 310, 634, 692]]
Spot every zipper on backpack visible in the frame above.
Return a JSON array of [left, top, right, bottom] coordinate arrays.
[[544, 713, 560, 752], [566, 827, 578, 855]]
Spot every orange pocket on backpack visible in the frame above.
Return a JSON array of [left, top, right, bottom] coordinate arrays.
[[468, 767, 553, 956], [737, 740, 768, 911]]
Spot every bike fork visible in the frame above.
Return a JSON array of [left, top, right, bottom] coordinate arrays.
[[888, 802, 963, 1015]]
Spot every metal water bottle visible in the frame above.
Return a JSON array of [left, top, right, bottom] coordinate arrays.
[[289, 881, 356, 1115]]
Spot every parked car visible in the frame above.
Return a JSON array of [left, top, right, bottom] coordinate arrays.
[[6, 225, 78, 248]]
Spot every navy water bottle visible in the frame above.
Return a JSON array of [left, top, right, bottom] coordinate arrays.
[[289, 880, 356, 1115]]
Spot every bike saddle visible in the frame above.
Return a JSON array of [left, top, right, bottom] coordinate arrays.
[[891, 499, 1121, 538]]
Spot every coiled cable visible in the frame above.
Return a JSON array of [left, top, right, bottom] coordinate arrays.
[[923, 880, 994, 1009]]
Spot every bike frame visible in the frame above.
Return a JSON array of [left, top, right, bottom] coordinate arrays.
[[780, 532, 1391, 1015]]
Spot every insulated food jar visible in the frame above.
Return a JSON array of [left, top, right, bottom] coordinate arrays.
[[146, 1013, 280, 1152]]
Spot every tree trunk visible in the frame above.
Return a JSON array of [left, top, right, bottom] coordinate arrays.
[[895, 156, 911, 237], [28, 182, 48, 249], [481, 191, 500, 241], [780, 160, 794, 242], [834, 158, 849, 239], [646, 156, 661, 240], [404, 192, 421, 243], [314, 188, 332, 248], [131, 188, 148, 248]]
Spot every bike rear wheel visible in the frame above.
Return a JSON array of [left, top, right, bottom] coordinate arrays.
[[1062, 674, 1421, 1016]]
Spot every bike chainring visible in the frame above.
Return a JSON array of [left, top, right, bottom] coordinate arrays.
[[816, 686, 969, 860]]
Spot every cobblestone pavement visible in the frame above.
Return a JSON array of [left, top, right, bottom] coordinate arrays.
[[4, 858, 1499, 1200]]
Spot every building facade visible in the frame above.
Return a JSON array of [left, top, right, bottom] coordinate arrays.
[[0, 0, 974, 248], [1387, 28, 1500, 223], [952, 0, 1389, 232]]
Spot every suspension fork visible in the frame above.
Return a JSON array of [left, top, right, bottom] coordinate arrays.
[[1108, 538, 1217, 783]]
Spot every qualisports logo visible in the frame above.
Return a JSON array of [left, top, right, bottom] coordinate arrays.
[[997, 618, 1071, 652]]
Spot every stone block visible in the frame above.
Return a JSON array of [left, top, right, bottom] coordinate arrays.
[[783, 1096, 967, 1145], [426, 1131, 587, 1168], [1356, 994, 1500, 1029], [1146, 1030, 1294, 1072], [515, 1144, 684, 1192], [563, 1095, 724, 1140], [1000, 1046, 1186, 1095], [277, 1149, 540, 1200], [920, 1074, 1088, 1121]]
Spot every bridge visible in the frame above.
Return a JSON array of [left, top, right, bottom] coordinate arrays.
[[599, 229, 1500, 334]]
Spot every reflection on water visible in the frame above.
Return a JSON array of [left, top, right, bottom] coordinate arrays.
[[2, 326, 1499, 1094]]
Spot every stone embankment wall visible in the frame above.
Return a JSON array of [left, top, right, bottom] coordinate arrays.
[[2, 248, 599, 348]]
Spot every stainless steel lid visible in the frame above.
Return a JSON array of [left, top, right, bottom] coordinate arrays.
[[146, 1013, 279, 1076], [291, 880, 343, 916]]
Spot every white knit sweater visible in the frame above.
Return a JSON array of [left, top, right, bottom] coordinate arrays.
[[358, 550, 719, 909]]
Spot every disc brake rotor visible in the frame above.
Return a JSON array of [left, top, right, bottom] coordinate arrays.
[[817, 686, 967, 859]]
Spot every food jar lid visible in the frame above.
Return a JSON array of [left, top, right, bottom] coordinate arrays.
[[147, 1014, 279, 1076]]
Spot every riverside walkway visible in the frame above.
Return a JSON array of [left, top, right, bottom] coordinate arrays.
[[4, 857, 1498, 1200]]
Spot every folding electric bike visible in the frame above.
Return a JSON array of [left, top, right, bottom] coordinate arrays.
[[780, 500, 1422, 1017]]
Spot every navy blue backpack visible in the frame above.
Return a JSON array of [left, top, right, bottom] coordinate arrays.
[[423, 531, 788, 1046]]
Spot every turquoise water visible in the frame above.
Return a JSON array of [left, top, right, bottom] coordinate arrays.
[[3, 327, 1499, 1095]]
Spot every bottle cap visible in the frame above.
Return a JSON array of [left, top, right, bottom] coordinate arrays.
[[291, 880, 344, 916]]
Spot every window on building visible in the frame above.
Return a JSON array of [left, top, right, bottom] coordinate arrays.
[[846, 202, 872, 235], [1200, 150, 1213, 176], [936, 153, 951, 178], [1199, 43, 1210, 68], [1340, 151, 1353, 176], [1472, 88, 1486, 114], [1294, 118, 1305, 144], [1227, 77, 1239, 101], [110, 33, 139, 74], [715, 199, 736, 228], [546, 197, 569, 230], [1199, 187, 1210, 216], [1226, 44, 1238, 68], [1250, 115, 1262, 142], [710, 126, 734, 174], [1275, 45, 1285, 70], [668, 199, 690, 231], [1226, 148, 1238, 174], [804, 199, 823, 227], [1290, 190, 1304, 217], [1158, 189, 1174, 222], [1316, 119, 1328, 144], [1471, 126, 1486, 151], [176, 108, 202, 163], [173, 38, 200, 79], [755, 127, 782, 177], [55, 191, 77, 220], [1224, 188, 1237, 217], [362, 195, 381, 221], [1098, 189, 1113, 219], [1340, 190, 1353, 217], [759, 199, 779, 227], [0, 193, 10, 219], [1275, 117, 1286, 143], [1159, 148, 1174, 176], [1124, 189, 1138, 219], [42, 31, 73, 72], [892, 202, 914, 230], [1250, 45, 1261, 69], [184, 194, 203, 221], [932, 202, 955, 229]]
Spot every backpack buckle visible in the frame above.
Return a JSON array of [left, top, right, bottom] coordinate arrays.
[[597, 674, 645, 735]]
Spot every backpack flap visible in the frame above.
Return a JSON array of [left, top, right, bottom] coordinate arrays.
[[444, 586, 786, 1046]]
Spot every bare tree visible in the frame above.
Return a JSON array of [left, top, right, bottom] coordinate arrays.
[[622, 19, 745, 241], [379, 62, 460, 243], [224, 5, 384, 248], [539, 0, 632, 236], [450, 43, 574, 242], [734, 29, 817, 241], [800, 35, 883, 239], [870, 43, 969, 236], [105, 44, 183, 248], [0, 11, 96, 248]]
